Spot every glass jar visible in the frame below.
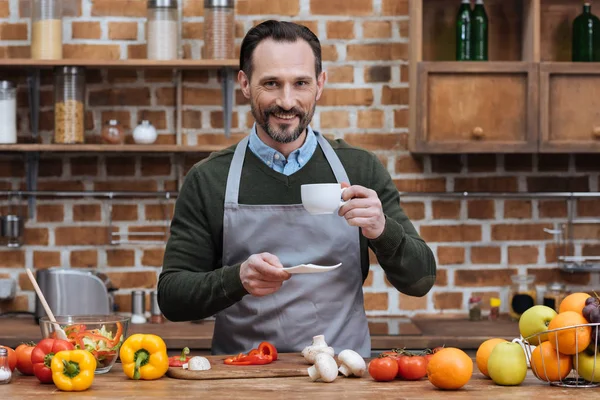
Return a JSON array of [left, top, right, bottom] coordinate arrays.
[[489, 297, 501, 320], [543, 282, 567, 313], [101, 120, 125, 145], [147, 0, 179, 60], [54, 66, 85, 144], [0, 347, 12, 384], [0, 81, 17, 144], [508, 274, 537, 321], [469, 295, 482, 321], [203, 0, 235, 59], [31, 0, 62, 59]]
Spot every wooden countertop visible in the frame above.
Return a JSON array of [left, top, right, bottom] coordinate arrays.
[[0, 315, 520, 351], [2, 360, 584, 399]]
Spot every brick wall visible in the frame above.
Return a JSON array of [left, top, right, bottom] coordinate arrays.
[[0, 0, 599, 319]]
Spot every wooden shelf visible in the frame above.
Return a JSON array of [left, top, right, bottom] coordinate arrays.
[[0, 144, 223, 153], [0, 58, 239, 69]]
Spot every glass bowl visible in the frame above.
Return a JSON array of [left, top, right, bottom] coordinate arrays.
[[39, 314, 130, 374]]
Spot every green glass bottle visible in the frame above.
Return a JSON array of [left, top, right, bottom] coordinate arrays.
[[572, 2, 600, 62], [472, 0, 488, 61], [456, 0, 472, 61]]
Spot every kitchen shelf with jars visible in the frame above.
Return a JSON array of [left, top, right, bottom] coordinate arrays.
[[0, 0, 238, 217], [409, 0, 600, 154]]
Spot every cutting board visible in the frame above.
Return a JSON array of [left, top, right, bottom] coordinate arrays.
[[166, 352, 313, 380]]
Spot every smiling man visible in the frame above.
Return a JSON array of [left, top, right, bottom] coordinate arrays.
[[157, 20, 436, 358]]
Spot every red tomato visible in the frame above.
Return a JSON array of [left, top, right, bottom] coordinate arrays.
[[397, 355, 428, 380], [0, 346, 16, 371], [31, 338, 74, 384], [15, 343, 36, 375], [368, 357, 398, 382]]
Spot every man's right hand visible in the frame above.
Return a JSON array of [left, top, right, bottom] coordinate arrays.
[[240, 253, 291, 297]]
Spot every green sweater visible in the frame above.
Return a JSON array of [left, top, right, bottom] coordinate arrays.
[[157, 138, 437, 321]]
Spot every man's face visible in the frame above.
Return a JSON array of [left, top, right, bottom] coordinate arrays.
[[239, 39, 325, 144]]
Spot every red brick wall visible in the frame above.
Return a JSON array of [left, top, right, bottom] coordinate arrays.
[[0, 0, 598, 318]]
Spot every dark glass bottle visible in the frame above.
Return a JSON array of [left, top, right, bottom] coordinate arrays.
[[472, 0, 488, 61], [572, 2, 600, 62], [456, 0, 472, 61]]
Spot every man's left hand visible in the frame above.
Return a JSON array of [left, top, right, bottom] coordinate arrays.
[[338, 182, 385, 240]]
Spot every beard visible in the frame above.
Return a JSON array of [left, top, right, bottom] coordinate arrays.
[[251, 101, 315, 144]]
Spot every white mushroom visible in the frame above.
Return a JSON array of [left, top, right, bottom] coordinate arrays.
[[307, 353, 339, 383], [302, 334, 335, 364], [337, 349, 366, 377], [183, 356, 211, 371]]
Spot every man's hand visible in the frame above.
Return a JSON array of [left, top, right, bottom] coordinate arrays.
[[338, 182, 386, 240], [240, 253, 291, 297]]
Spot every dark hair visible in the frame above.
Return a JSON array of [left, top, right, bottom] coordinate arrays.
[[239, 20, 322, 79]]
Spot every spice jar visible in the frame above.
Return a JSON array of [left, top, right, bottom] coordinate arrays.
[[0, 347, 12, 384], [489, 297, 501, 321], [469, 295, 482, 321], [508, 274, 537, 321], [131, 290, 147, 324], [147, 0, 179, 60], [101, 120, 125, 144], [31, 0, 62, 59], [204, 0, 235, 59], [0, 81, 17, 144], [543, 282, 567, 313], [150, 290, 164, 324], [54, 66, 85, 144]]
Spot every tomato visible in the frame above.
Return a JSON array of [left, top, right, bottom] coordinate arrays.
[[15, 342, 36, 375], [368, 357, 398, 382], [397, 355, 428, 380], [0, 346, 16, 371], [31, 338, 75, 383]]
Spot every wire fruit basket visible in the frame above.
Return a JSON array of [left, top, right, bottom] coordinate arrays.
[[522, 322, 600, 388]]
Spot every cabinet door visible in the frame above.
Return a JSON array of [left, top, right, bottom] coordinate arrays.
[[540, 63, 600, 152], [413, 62, 538, 153]]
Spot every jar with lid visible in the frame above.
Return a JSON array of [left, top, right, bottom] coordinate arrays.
[[0, 347, 12, 384], [203, 0, 235, 59], [147, 0, 179, 60], [543, 282, 567, 313], [31, 0, 62, 59], [54, 66, 86, 144], [508, 274, 537, 320], [101, 120, 125, 144], [469, 295, 482, 321], [0, 81, 17, 144]]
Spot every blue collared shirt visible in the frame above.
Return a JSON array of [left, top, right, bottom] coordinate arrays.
[[248, 124, 318, 176]]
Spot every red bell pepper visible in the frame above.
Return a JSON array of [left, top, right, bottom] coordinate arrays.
[[258, 341, 278, 361], [31, 338, 75, 383], [224, 353, 273, 366], [168, 347, 191, 367]]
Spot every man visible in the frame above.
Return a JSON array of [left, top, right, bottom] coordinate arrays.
[[157, 20, 436, 358]]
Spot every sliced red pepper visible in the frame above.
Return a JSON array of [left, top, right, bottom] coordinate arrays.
[[224, 353, 273, 366], [168, 347, 191, 367], [258, 341, 278, 361]]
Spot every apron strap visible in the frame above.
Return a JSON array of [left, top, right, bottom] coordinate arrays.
[[224, 135, 249, 206], [224, 132, 349, 205], [316, 133, 350, 185]]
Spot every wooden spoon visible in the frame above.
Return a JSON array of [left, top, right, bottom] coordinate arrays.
[[25, 268, 68, 340]]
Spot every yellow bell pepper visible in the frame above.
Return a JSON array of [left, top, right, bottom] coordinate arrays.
[[119, 333, 169, 380], [50, 349, 96, 392]]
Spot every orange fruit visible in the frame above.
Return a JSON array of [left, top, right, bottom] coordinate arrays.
[[427, 347, 473, 390], [547, 311, 591, 355], [559, 292, 591, 316], [530, 341, 573, 382], [475, 338, 507, 378]]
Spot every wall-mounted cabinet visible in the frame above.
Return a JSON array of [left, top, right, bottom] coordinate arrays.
[[409, 0, 600, 154]]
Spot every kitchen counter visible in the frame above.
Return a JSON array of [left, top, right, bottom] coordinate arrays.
[[2, 360, 585, 399], [0, 315, 520, 351]]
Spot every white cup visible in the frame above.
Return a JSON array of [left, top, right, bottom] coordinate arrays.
[[301, 183, 348, 215]]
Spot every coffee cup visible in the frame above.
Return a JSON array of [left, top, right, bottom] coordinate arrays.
[[301, 183, 348, 215]]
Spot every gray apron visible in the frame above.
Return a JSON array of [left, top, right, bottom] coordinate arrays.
[[211, 133, 371, 358]]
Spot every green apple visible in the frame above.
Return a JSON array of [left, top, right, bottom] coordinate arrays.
[[518, 305, 557, 345], [575, 351, 600, 382], [487, 342, 528, 386]]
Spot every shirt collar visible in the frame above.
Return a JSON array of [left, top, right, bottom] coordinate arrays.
[[248, 123, 318, 171]]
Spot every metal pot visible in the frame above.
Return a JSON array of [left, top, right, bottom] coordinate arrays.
[[1, 214, 23, 247]]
